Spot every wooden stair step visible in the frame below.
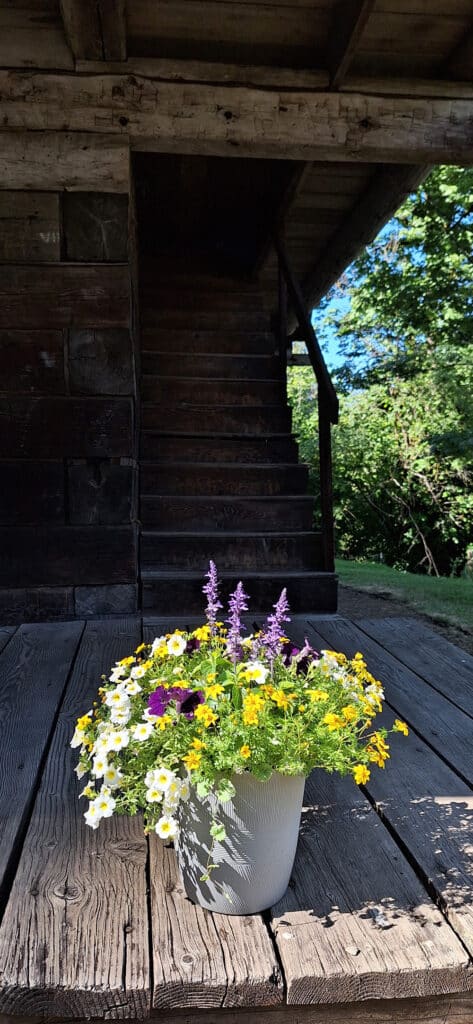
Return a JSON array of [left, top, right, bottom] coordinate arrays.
[[140, 495, 315, 530], [141, 377, 284, 405], [140, 531, 322, 571], [141, 328, 276, 355], [141, 570, 337, 615], [141, 352, 280, 380], [141, 462, 309, 496], [141, 404, 292, 434], [142, 309, 269, 330], [140, 433, 299, 463], [140, 287, 265, 311]]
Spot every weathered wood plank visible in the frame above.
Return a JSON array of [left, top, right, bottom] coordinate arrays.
[[0, 0, 74, 70], [63, 194, 129, 262], [99, 0, 127, 60], [0, 621, 84, 907], [269, 771, 471, 1004], [0, 525, 137, 585], [60, 0, 127, 60], [68, 462, 133, 525], [305, 617, 473, 787], [0, 461, 64, 525], [0, 587, 74, 625], [356, 617, 473, 719], [0, 265, 130, 329], [0, 193, 60, 262], [150, 840, 282, 1011], [1, 72, 473, 164], [0, 396, 133, 458], [363, 708, 473, 958], [0, 618, 150, 1019], [68, 328, 134, 395], [0, 132, 129, 193], [0, 330, 64, 394], [0, 627, 15, 652], [77, 55, 330, 90]]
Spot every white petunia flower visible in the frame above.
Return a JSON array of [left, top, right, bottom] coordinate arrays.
[[74, 762, 87, 779], [154, 767, 175, 793], [104, 729, 130, 753], [244, 660, 269, 684], [142, 708, 159, 723], [151, 635, 167, 654], [146, 786, 163, 803], [93, 791, 116, 819], [179, 779, 190, 803], [126, 679, 142, 695], [155, 815, 179, 840], [131, 665, 147, 679], [70, 728, 85, 749], [167, 633, 187, 657], [104, 686, 130, 710], [163, 794, 179, 812], [110, 707, 131, 726], [132, 723, 154, 742], [103, 766, 123, 789], [84, 803, 102, 829], [91, 754, 109, 778], [109, 665, 127, 682]]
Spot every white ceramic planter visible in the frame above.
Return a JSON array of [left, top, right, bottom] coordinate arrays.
[[176, 771, 305, 915]]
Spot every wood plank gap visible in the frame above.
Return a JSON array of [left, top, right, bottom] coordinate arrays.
[[328, 0, 376, 90]]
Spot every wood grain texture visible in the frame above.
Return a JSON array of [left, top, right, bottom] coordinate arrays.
[[328, 0, 376, 89], [0, 461, 64, 525], [60, 0, 127, 60], [0, 330, 65, 394], [356, 617, 473, 719], [0, 525, 137, 585], [68, 328, 134, 395], [0, 193, 60, 262], [2, 72, 473, 164], [0, 627, 15, 654], [0, 620, 83, 907], [305, 617, 473, 788], [63, 194, 129, 262], [0, 265, 130, 329], [363, 707, 473, 959], [0, 396, 133, 458], [150, 840, 282, 1010], [269, 771, 471, 1004], [0, 0, 74, 70], [0, 618, 149, 1020], [0, 132, 129, 193]]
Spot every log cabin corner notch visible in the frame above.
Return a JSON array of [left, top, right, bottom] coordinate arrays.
[[0, 0, 472, 622]]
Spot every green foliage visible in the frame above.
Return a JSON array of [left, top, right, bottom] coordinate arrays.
[[289, 166, 473, 576]]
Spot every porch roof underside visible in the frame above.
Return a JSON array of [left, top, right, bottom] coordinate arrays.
[[1, 0, 473, 309]]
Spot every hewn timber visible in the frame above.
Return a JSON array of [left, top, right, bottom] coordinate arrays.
[[60, 0, 127, 61], [328, 0, 376, 90], [0, 132, 130, 192], [300, 163, 429, 313], [1, 72, 473, 163], [0, 193, 60, 262], [0, 265, 130, 328]]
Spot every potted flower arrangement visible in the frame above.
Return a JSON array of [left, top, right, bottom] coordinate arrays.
[[71, 562, 408, 915]]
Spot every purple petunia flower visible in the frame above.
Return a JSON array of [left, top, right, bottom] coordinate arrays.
[[148, 686, 169, 717], [203, 560, 223, 634], [148, 685, 205, 721], [226, 581, 249, 664]]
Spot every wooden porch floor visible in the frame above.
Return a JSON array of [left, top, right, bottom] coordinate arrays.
[[0, 614, 472, 1024]]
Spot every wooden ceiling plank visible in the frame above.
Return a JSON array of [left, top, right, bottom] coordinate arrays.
[[60, 0, 126, 61], [444, 22, 473, 81], [299, 164, 430, 319], [328, 0, 376, 90]]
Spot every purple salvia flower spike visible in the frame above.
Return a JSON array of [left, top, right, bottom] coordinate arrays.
[[202, 560, 222, 634], [226, 581, 249, 664], [261, 588, 291, 662]]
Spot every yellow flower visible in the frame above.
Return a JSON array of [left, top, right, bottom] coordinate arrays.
[[77, 714, 92, 731], [140, 659, 152, 671], [298, 705, 307, 713], [193, 625, 211, 642], [182, 750, 202, 771], [205, 684, 224, 700], [308, 689, 329, 703], [342, 705, 358, 723], [206, 672, 216, 682], [240, 744, 251, 759], [242, 709, 259, 726], [192, 737, 206, 750], [271, 689, 290, 710], [393, 719, 409, 736], [156, 715, 172, 732], [135, 643, 147, 654], [194, 704, 218, 728], [353, 764, 370, 785], [322, 712, 345, 731], [118, 656, 134, 666]]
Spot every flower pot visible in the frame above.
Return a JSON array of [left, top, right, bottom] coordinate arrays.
[[176, 771, 305, 915]]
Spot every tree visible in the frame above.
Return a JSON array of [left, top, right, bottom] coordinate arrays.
[[289, 167, 473, 575]]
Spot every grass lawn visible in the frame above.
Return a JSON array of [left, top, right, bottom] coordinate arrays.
[[336, 558, 473, 632]]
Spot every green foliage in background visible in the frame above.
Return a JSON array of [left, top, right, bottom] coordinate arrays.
[[288, 166, 473, 576]]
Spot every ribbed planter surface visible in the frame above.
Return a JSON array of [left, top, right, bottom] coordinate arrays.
[[176, 771, 305, 915]]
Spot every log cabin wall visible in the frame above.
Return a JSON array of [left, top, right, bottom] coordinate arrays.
[[0, 190, 139, 623]]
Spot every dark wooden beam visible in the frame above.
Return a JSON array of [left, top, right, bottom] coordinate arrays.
[[328, 0, 376, 90], [253, 162, 312, 278], [296, 164, 430, 324], [60, 0, 126, 61], [444, 23, 473, 82]]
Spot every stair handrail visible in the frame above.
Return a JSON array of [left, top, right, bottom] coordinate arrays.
[[275, 235, 339, 425], [275, 235, 338, 573]]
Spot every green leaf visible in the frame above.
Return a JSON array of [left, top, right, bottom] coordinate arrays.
[[216, 779, 236, 803], [210, 820, 227, 842]]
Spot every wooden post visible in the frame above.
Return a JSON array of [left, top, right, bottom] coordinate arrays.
[[318, 389, 336, 573], [277, 255, 288, 379]]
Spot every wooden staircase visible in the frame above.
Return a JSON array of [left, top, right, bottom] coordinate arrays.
[[138, 271, 337, 615]]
